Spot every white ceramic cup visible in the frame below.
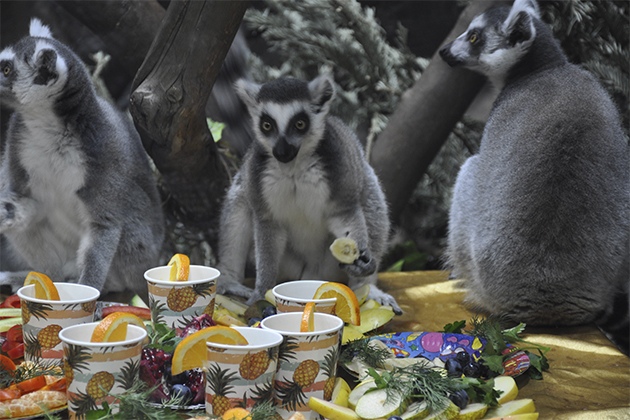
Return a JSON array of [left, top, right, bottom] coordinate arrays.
[[261, 312, 344, 419]]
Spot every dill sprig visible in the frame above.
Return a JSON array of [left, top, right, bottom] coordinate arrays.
[[339, 337, 391, 368], [0, 361, 61, 388], [84, 381, 187, 420], [250, 400, 278, 420], [366, 365, 453, 412]]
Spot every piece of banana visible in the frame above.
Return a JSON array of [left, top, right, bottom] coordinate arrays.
[[329, 237, 360, 264]]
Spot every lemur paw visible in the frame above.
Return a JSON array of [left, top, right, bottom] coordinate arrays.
[[341, 250, 376, 277], [0, 202, 16, 231], [368, 286, 403, 315], [216, 279, 254, 300]]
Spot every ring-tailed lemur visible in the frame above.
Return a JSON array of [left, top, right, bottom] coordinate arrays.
[[216, 75, 401, 314], [440, 0, 629, 352], [0, 19, 165, 298]]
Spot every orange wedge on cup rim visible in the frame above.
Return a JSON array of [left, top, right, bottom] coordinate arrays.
[[313, 282, 361, 326], [171, 326, 249, 375], [23, 271, 60, 301], [168, 253, 190, 282], [90, 312, 146, 342]]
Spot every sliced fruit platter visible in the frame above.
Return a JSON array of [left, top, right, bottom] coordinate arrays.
[[0, 261, 550, 419]]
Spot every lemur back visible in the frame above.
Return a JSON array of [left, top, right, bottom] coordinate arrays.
[[216, 76, 400, 313], [0, 19, 164, 297], [439, 0, 629, 350]]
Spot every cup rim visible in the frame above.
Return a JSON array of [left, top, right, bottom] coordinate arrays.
[[205, 326, 284, 350], [144, 265, 220, 286], [17, 283, 100, 305], [272, 280, 336, 304], [59, 323, 147, 347], [260, 312, 344, 336]]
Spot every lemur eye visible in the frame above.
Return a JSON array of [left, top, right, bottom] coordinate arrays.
[[469, 31, 479, 44], [2, 65, 10, 76], [261, 121, 273, 132], [295, 120, 306, 130]]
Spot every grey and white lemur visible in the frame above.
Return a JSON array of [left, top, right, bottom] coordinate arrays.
[[439, 0, 629, 351], [0, 19, 164, 298], [216, 75, 401, 313]]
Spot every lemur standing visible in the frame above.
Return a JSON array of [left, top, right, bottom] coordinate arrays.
[[216, 76, 401, 313], [440, 0, 629, 352], [0, 19, 164, 297]]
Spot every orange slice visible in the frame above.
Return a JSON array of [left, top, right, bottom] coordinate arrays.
[[168, 253, 190, 281], [23, 272, 60, 301], [90, 312, 146, 342], [300, 301, 316, 332], [171, 326, 248, 375], [313, 282, 361, 326]]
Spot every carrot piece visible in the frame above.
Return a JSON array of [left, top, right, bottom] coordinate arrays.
[[41, 377, 66, 392], [0, 354, 16, 372], [15, 375, 47, 394], [0, 388, 20, 401]]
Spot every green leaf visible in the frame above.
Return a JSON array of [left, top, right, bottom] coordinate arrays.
[[501, 323, 526, 343], [366, 367, 388, 388], [482, 355, 505, 375], [206, 118, 225, 142], [526, 350, 549, 380], [442, 320, 466, 334]]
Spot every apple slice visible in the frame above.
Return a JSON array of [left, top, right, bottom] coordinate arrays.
[[493, 376, 518, 404], [354, 388, 408, 419], [331, 377, 352, 407], [484, 399, 536, 418], [356, 307, 395, 333], [348, 379, 378, 409], [308, 396, 360, 420], [342, 324, 366, 345]]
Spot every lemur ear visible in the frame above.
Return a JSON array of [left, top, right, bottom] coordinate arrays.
[[503, 0, 538, 47], [29, 18, 53, 39], [308, 75, 335, 114], [33, 49, 58, 85], [235, 79, 262, 111]]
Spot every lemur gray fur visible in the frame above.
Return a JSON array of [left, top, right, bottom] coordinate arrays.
[[439, 0, 629, 352], [0, 19, 164, 298], [216, 75, 401, 314]]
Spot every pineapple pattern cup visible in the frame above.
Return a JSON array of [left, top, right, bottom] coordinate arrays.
[[272, 280, 336, 314], [144, 265, 220, 330], [205, 326, 283, 416], [59, 322, 147, 420], [261, 312, 344, 420], [17, 283, 100, 366]]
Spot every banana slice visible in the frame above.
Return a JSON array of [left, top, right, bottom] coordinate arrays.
[[330, 238, 360, 264]]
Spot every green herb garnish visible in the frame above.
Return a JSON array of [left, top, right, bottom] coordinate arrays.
[[339, 337, 391, 369]]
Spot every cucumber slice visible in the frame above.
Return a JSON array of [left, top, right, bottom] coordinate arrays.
[[484, 399, 536, 418], [456, 402, 488, 420], [354, 388, 408, 419], [401, 401, 429, 419], [425, 400, 460, 419]]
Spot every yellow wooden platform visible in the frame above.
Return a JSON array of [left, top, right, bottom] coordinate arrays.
[[377, 271, 630, 419]]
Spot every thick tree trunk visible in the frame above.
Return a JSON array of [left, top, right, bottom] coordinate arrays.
[[371, 0, 507, 223], [128, 0, 248, 249]]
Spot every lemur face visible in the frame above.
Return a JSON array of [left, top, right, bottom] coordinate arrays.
[[0, 19, 68, 111], [439, 0, 539, 84], [236, 76, 335, 164]]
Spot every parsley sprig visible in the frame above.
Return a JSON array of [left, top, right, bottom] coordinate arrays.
[[467, 316, 551, 379]]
